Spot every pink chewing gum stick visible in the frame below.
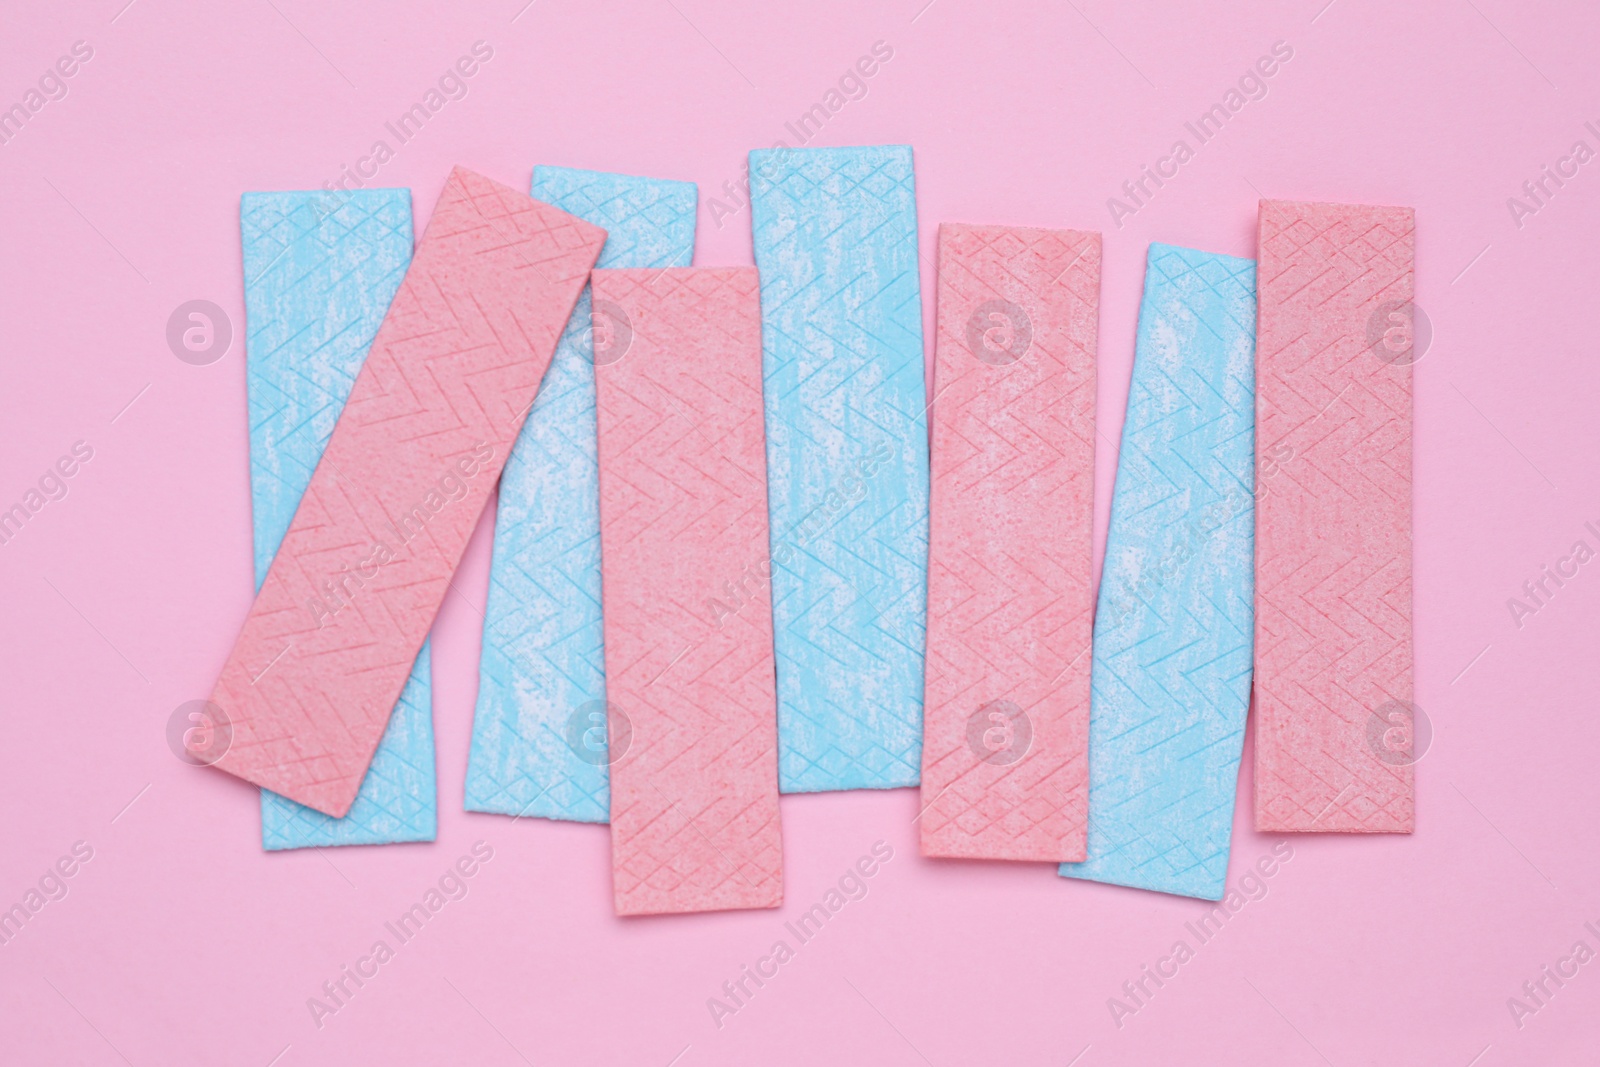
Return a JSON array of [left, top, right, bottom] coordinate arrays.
[[1254, 199, 1416, 833], [592, 267, 784, 916], [208, 167, 607, 817], [920, 224, 1100, 862]]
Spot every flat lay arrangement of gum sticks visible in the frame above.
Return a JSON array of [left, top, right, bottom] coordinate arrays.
[[204, 146, 1417, 916]]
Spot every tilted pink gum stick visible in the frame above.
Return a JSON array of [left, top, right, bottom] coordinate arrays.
[[1254, 199, 1416, 833], [919, 223, 1100, 862], [208, 167, 607, 817], [592, 267, 784, 916]]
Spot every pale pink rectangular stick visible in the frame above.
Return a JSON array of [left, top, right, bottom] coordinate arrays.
[[1254, 199, 1415, 833], [919, 224, 1099, 862], [592, 267, 784, 915], [208, 168, 607, 818]]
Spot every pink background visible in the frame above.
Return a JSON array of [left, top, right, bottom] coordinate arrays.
[[2, 0, 1596, 1063]]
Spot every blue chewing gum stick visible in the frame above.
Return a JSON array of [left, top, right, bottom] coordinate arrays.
[[241, 189, 436, 850], [465, 167, 697, 822], [1060, 243, 1255, 900], [749, 145, 929, 793]]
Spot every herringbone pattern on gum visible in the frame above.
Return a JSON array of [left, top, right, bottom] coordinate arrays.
[[593, 267, 783, 915], [749, 145, 929, 794], [1060, 244, 1256, 898], [919, 223, 1099, 862], [1254, 200, 1415, 834]]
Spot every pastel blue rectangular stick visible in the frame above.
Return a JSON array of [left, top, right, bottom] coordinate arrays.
[[241, 189, 437, 851], [464, 167, 697, 822], [1060, 243, 1255, 900], [749, 145, 928, 793]]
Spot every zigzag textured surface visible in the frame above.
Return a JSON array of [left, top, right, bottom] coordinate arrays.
[[1060, 243, 1255, 898], [241, 189, 438, 849], [1254, 200, 1415, 833], [920, 223, 1099, 862], [749, 145, 930, 793], [210, 168, 606, 817], [466, 167, 696, 823], [593, 267, 783, 916]]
